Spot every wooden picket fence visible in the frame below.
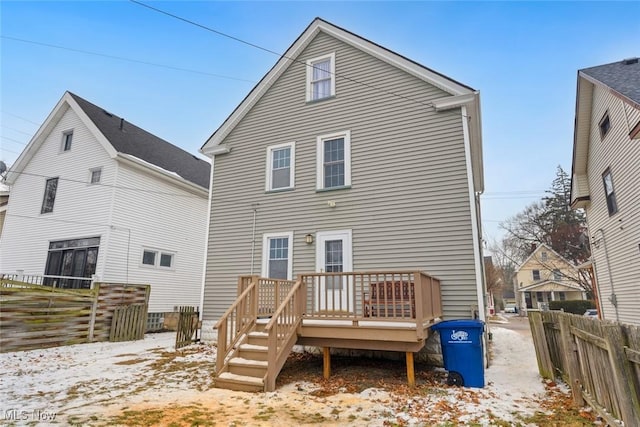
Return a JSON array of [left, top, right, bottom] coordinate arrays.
[[110, 303, 148, 342], [175, 306, 200, 349], [529, 311, 640, 426], [0, 279, 150, 352]]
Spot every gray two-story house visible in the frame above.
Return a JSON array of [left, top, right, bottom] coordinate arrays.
[[199, 18, 485, 391]]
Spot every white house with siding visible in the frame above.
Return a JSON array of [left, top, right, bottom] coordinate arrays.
[[199, 18, 485, 334], [570, 58, 640, 326], [0, 92, 210, 319]]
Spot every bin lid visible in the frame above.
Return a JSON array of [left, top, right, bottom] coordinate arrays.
[[431, 319, 484, 330]]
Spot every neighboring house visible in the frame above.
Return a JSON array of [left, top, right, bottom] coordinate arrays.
[[200, 17, 485, 326], [0, 92, 210, 320], [570, 58, 640, 326], [0, 182, 9, 238], [514, 244, 588, 311]]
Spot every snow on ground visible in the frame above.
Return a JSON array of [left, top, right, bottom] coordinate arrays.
[[0, 325, 560, 426]]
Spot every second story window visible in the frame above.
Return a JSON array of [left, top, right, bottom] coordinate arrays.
[[541, 251, 548, 261], [62, 131, 73, 152], [599, 112, 611, 139], [266, 142, 295, 191], [532, 269, 541, 281], [89, 168, 102, 184], [317, 131, 351, 190], [602, 168, 618, 215], [306, 53, 335, 102], [41, 177, 58, 214], [553, 269, 562, 281]]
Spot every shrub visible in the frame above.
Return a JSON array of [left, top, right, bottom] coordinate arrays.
[[549, 300, 595, 314]]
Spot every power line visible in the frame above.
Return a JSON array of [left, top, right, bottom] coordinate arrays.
[[1, 135, 28, 146], [0, 125, 33, 136], [129, 0, 436, 110], [12, 171, 205, 199], [0, 111, 40, 126], [1, 35, 256, 83]]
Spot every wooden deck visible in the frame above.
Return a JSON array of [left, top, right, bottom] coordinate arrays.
[[215, 271, 442, 392]]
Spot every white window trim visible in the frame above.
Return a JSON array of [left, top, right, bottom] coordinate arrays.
[[265, 142, 295, 191], [89, 167, 102, 184], [261, 232, 293, 280], [316, 130, 351, 190], [315, 229, 353, 273], [140, 247, 176, 270], [306, 52, 335, 102], [61, 130, 74, 153]]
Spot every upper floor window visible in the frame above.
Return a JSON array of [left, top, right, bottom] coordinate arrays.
[[141, 248, 175, 269], [62, 131, 73, 152], [541, 251, 548, 261], [266, 142, 295, 191], [532, 269, 541, 281], [599, 112, 611, 139], [316, 130, 351, 190], [41, 177, 59, 214], [306, 53, 335, 102], [602, 168, 618, 215], [89, 168, 102, 184], [553, 269, 562, 281]]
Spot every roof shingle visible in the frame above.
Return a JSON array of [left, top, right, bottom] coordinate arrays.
[[580, 58, 640, 105], [70, 93, 210, 189]]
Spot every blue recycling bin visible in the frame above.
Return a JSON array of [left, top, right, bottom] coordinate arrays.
[[431, 319, 485, 388]]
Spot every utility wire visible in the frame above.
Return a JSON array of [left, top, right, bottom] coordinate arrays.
[[1, 135, 28, 146], [0, 125, 33, 136], [0, 110, 40, 126], [129, 0, 436, 110], [1, 35, 256, 83], [12, 171, 205, 199]]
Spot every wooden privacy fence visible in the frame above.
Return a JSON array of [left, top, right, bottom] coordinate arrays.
[[110, 303, 148, 342], [175, 306, 200, 349], [0, 279, 150, 352], [529, 311, 640, 426]]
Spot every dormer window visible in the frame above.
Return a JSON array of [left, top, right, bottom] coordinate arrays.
[[306, 53, 335, 102], [599, 112, 611, 139], [62, 131, 73, 152]]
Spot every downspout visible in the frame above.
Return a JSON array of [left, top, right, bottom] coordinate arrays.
[[592, 228, 618, 322], [250, 204, 258, 275]]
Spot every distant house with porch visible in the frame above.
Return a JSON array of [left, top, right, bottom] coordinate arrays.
[[0, 92, 210, 323], [199, 18, 485, 391], [514, 244, 587, 311], [570, 58, 640, 326]]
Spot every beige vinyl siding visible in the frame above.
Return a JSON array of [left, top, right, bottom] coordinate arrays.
[[203, 32, 480, 320], [585, 84, 640, 326], [105, 163, 208, 313], [0, 106, 114, 277]]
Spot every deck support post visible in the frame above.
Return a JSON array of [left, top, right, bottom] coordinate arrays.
[[323, 347, 331, 379], [406, 352, 415, 387]]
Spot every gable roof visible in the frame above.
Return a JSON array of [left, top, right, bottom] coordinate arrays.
[[570, 58, 640, 206], [580, 58, 640, 107], [514, 243, 576, 272], [7, 92, 210, 191], [200, 17, 483, 191]]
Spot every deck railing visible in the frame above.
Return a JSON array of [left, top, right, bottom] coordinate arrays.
[[300, 271, 442, 327], [215, 278, 259, 375], [264, 279, 305, 390]]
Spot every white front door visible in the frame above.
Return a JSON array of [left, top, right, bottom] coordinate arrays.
[[316, 230, 352, 312]]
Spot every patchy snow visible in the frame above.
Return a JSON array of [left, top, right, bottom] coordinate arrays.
[[0, 325, 572, 426]]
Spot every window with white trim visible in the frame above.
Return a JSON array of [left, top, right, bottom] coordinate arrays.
[[602, 168, 618, 215], [532, 269, 541, 281], [306, 53, 335, 102], [553, 269, 562, 281], [62, 131, 73, 152], [141, 248, 175, 269], [316, 130, 351, 190], [266, 142, 295, 191], [89, 168, 102, 184], [262, 232, 293, 280]]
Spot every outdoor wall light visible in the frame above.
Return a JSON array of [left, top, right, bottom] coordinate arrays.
[[305, 234, 314, 244]]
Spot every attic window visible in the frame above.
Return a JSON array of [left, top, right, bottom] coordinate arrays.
[[62, 131, 73, 152], [599, 113, 611, 139], [306, 53, 335, 102]]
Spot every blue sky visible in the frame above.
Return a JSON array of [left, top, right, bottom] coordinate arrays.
[[1, 1, 638, 243]]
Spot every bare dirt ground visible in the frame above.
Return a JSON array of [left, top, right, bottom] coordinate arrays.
[[0, 325, 596, 426]]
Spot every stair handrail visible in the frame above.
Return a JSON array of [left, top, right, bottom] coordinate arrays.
[[263, 279, 304, 390], [214, 278, 258, 375]]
